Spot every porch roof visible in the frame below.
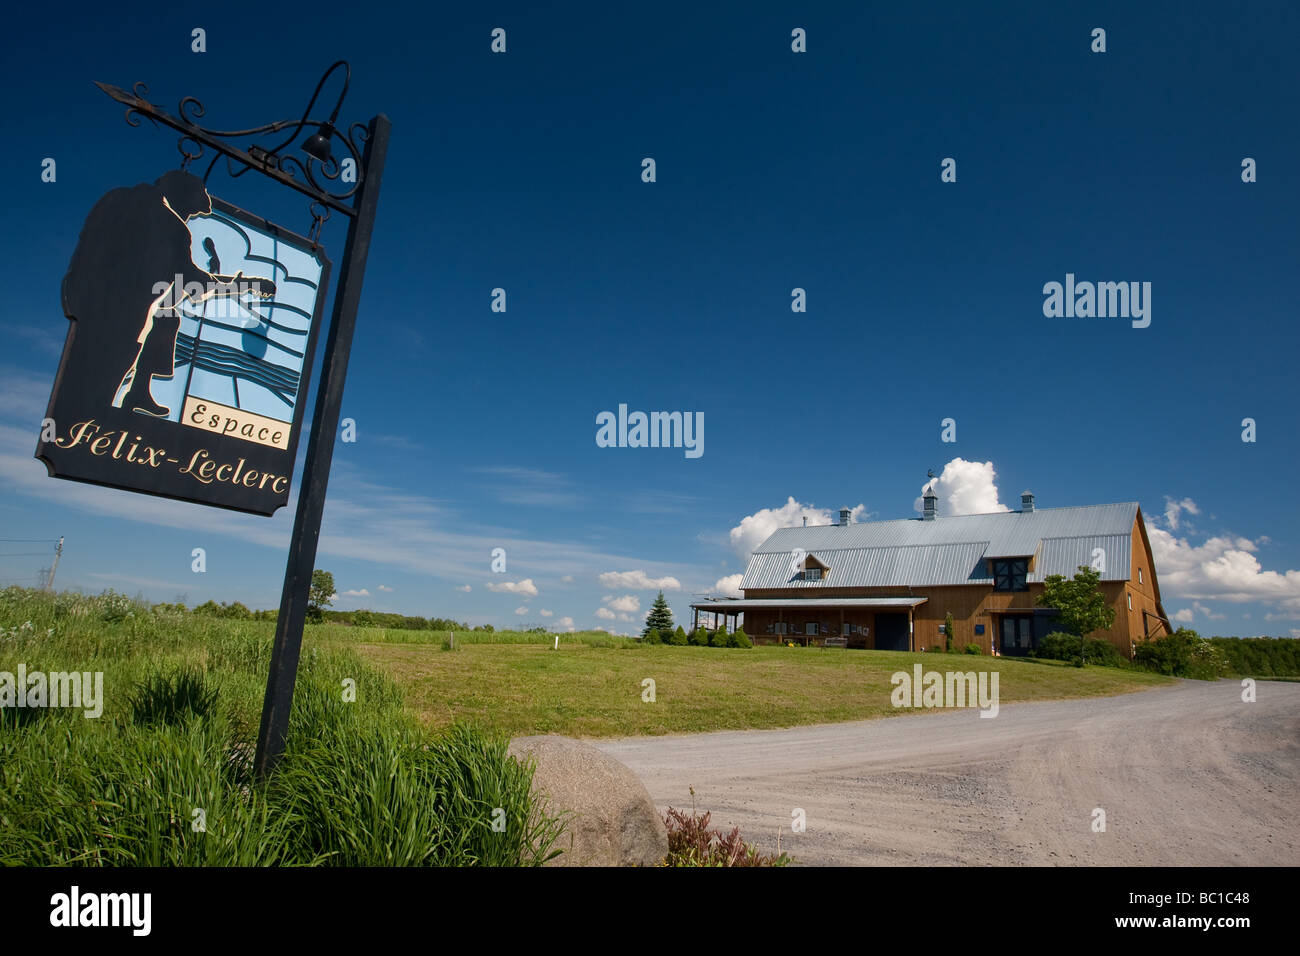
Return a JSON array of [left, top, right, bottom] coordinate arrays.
[[691, 597, 927, 611]]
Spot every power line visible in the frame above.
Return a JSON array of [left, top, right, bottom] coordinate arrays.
[[0, 538, 58, 543]]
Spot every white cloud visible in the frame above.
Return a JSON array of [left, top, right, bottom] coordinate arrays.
[[915, 458, 1009, 516], [560, 575, 574, 584], [1171, 608, 1195, 623], [342, 588, 371, 598], [1146, 520, 1300, 609], [513, 606, 529, 616], [598, 569, 682, 591], [602, 594, 640, 613], [728, 498, 865, 558], [455, 585, 472, 592], [1163, 496, 1201, 531], [618, 613, 633, 622], [378, 584, 395, 592], [557, 616, 574, 627], [539, 609, 553, 617], [713, 573, 743, 598], [486, 579, 539, 597], [594, 607, 617, 620], [1192, 601, 1226, 620]]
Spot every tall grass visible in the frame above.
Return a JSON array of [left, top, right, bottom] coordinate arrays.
[[329, 624, 641, 649], [0, 586, 565, 866]]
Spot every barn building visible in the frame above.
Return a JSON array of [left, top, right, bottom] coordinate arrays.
[[691, 490, 1171, 658]]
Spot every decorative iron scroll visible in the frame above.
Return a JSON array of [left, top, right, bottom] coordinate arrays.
[[97, 61, 367, 221]]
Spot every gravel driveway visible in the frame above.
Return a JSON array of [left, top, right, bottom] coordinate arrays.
[[594, 679, 1300, 865]]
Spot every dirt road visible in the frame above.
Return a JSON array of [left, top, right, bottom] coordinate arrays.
[[594, 679, 1300, 866]]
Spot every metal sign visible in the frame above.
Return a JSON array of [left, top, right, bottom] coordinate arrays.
[[36, 172, 329, 516], [37, 64, 390, 776]]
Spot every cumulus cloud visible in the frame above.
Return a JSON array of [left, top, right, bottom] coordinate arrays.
[[486, 579, 539, 597], [455, 585, 472, 592], [539, 609, 554, 617], [560, 575, 574, 584], [1192, 601, 1226, 620], [513, 606, 529, 615], [1171, 608, 1195, 623], [1163, 496, 1201, 531], [713, 573, 743, 598], [602, 594, 640, 613], [598, 570, 682, 591], [341, 588, 370, 598], [1146, 511, 1300, 610], [594, 607, 617, 620], [377, 585, 395, 592], [557, 616, 574, 627], [728, 498, 865, 558], [915, 458, 1009, 516]]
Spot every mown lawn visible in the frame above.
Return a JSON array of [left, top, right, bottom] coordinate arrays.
[[348, 636, 1174, 738]]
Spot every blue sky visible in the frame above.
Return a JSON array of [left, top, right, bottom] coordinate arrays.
[[1, 2, 1297, 636]]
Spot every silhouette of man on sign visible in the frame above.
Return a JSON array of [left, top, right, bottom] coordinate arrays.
[[61, 170, 275, 417]]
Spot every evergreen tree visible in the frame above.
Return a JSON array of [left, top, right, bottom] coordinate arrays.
[[643, 590, 675, 637]]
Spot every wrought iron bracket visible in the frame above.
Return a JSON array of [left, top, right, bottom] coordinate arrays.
[[96, 70, 368, 219]]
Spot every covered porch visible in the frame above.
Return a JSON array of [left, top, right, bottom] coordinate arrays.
[[689, 597, 928, 649]]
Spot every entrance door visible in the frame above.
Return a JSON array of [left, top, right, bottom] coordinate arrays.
[[1000, 614, 1035, 656], [875, 613, 909, 651]]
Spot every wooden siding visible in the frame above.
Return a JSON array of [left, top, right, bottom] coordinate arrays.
[[742, 514, 1167, 659]]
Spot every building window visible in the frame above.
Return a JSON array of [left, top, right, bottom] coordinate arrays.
[[992, 558, 1029, 592], [805, 622, 819, 636], [1127, 593, 1133, 610], [803, 567, 822, 581], [774, 621, 788, 635], [1138, 568, 1143, 584]]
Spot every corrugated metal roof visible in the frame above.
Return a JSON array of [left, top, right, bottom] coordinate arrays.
[[742, 503, 1137, 590], [740, 542, 991, 590], [1030, 533, 1131, 582], [692, 597, 927, 611]]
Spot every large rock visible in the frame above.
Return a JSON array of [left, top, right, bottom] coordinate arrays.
[[508, 734, 668, 867]]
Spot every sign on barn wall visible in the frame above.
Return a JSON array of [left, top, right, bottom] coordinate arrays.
[[35, 170, 330, 516]]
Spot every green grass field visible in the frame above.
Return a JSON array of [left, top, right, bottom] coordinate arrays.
[[334, 626, 1174, 738]]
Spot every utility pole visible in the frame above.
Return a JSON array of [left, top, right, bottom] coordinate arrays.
[[44, 536, 64, 591]]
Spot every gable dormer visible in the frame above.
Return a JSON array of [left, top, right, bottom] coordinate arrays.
[[799, 554, 830, 582]]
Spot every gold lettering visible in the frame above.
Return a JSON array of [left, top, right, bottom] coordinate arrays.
[[56, 420, 98, 449], [90, 435, 114, 455]]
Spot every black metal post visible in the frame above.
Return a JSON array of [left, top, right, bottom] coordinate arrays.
[[253, 114, 391, 779]]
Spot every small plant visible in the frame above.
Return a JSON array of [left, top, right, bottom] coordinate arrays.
[[668, 626, 689, 646], [688, 628, 709, 647], [727, 627, 752, 649], [708, 628, 728, 647], [128, 667, 219, 727], [662, 806, 792, 867], [964, 643, 982, 655], [643, 628, 662, 645], [944, 612, 955, 653]]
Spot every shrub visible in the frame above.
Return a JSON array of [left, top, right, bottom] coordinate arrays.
[[1034, 632, 1125, 668], [1134, 628, 1229, 680], [708, 628, 728, 647], [963, 643, 982, 655], [643, 628, 661, 645], [688, 628, 709, 647], [668, 626, 689, 646], [944, 612, 955, 653], [727, 627, 752, 649], [663, 806, 791, 867], [127, 667, 220, 727]]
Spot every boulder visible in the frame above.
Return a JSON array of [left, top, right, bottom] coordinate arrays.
[[508, 734, 668, 867]]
